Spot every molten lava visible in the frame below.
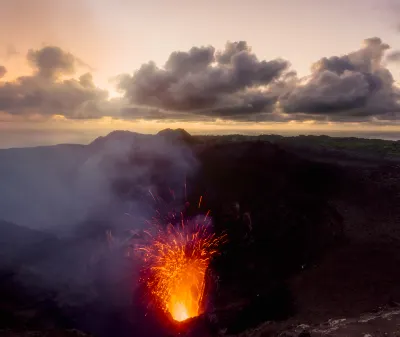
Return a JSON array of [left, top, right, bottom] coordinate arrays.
[[140, 223, 225, 322]]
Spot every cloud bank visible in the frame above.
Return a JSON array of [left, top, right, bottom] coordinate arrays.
[[117, 41, 289, 121], [0, 46, 108, 119], [1, 38, 400, 123], [280, 38, 400, 122]]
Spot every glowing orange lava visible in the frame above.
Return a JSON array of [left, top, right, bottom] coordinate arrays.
[[140, 223, 225, 322]]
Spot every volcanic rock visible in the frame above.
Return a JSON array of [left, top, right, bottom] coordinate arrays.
[[0, 131, 399, 336], [0, 220, 59, 269], [157, 128, 195, 144], [0, 330, 92, 336]]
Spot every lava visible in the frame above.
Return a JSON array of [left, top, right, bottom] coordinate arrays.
[[139, 216, 226, 322]]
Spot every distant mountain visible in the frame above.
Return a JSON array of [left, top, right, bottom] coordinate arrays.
[[89, 128, 194, 150], [157, 128, 195, 144], [88, 130, 151, 151]]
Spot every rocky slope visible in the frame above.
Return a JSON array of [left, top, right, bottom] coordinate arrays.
[[226, 306, 400, 337], [0, 129, 399, 337]]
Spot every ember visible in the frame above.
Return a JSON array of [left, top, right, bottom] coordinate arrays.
[[139, 199, 226, 322]]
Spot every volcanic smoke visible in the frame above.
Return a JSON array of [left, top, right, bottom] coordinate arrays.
[[139, 198, 226, 322]]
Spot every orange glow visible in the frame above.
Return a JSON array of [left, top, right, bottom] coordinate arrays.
[[140, 223, 225, 322]]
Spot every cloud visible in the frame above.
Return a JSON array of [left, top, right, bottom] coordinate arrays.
[[1, 38, 400, 123], [0, 46, 108, 119], [279, 37, 400, 121], [117, 41, 290, 121], [76, 58, 96, 72], [0, 66, 6, 78], [116, 38, 400, 123], [215, 41, 251, 65], [386, 50, 400, 63], [27, 46, 76, 79]]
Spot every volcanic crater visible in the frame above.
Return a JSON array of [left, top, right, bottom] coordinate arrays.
[[0, 129, 400, 337]]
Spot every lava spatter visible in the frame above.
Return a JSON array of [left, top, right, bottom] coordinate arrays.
[[138, 195, 226, 322]]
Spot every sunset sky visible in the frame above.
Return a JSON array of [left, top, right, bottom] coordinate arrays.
[[1, 0, 400, 147]]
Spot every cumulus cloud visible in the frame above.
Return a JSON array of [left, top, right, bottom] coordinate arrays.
[[215, 41, 251, 65], [1, 38, 400, 123], [27, 46, 76, 79], [280, 37, 400, 121], [117, 41, 290, 121], [0, 66, 6, 78], [0, 46, 108, 119], [116, 38, 400, 123]]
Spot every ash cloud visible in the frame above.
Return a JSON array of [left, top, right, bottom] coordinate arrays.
[[0, 130, 198, 315], [0, 131, 197, 233]]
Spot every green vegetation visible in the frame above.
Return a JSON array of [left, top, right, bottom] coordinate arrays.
[[195, 134, 400, 161]]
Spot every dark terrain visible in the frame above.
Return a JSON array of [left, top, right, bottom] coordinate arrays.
[[0, 129, 399, 337]]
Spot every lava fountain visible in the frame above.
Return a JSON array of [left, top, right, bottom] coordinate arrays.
[[139, 214, 226, 322]]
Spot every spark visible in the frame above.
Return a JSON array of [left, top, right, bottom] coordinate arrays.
[[198, 196, 203, 209], [204, 210, 211, 222], [149, 189, 156, 202], [138, 215, 226, 322]]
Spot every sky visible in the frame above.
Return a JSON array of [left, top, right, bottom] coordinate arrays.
[[0, 0, 400, 147]]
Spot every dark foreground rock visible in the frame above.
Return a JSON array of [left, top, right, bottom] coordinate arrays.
[[0, 330, 91, 337], [222, 305, 400, 337], [0, 130, 399, 337]]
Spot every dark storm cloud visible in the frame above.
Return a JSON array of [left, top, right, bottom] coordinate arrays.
[[279, 37, 400, 120], [0, 46, 107, 119], [0, 66, 6, 78], [117, 41, 290, 120]]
